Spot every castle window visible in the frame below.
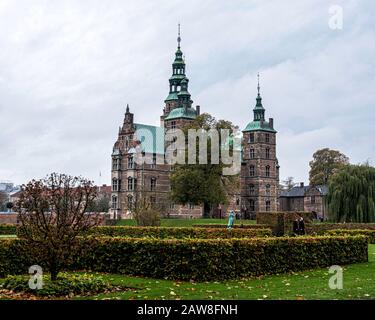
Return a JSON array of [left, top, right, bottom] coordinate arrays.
[[111, 195, 118, 209], [250, 148, 255, 159], [236, 198, 240, 206], [150, 196, 156, 206], [112, 178, 119, 192], [189, 203, 194, 209], [151, 153, 157, 168], [128, 155, 134, 169], [128, 177, 135, 191], [171, 121, 176, 130], [112, 158, 121, 170], [265, 133, 270, 143], [249, 133, 255, 143], [311, 196, 316, 204], [265, 165, 270, 177], [249, 199, 255, 212], [266, 148, 270, 159], [150, 178, 157, 191], [266, 200, 271, 211], [266, 184, 271, 196], [249, 165, 255, 177], [127, 195, 133, 210], [249, 184, 255, 195]]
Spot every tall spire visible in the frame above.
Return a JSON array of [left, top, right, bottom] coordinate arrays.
[[177, 23, 181, 49], [253, 73, 265, 121], [126, 103, 130, 113]]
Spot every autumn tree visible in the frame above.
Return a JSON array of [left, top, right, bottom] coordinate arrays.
[[15, 173, 99, 281], [309, 148, 349, 186], [170, 113, 240, 217], [327, 163, 375, 222]]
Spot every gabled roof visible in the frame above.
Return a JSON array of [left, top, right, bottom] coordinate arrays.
[[280, 185, 329, 197]]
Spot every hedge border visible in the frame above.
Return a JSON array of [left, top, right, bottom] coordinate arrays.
[[0, 235, 368, 281], [325, 229, 375, 244]]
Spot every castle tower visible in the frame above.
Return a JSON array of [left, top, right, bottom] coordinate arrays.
[[162, 24, 197, 132], [241, 75, 279, 218]]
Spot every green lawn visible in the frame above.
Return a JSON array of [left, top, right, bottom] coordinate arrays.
[[70, 244, 375, 300], [116, 218, 256, 227]]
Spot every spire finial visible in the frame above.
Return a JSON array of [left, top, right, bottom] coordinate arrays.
[[126, 104, 129, 113], [177, 23, 181, 49], [257, 73, 260, 95]]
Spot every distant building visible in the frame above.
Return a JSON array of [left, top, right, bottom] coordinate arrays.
[[279, 183, 328, 219]]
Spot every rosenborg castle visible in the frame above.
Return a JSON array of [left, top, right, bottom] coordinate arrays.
[[110, 29, 279, 219]]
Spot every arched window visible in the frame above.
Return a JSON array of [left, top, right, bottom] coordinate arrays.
[[112, 178, 119, 191], [128, 155, 134, 169], [265, 165, 270, 177], [249, 165, 255, 177], [265, 148, 270, 159], [266, 200, 271, 212], [111, 195, 118, 209], [128, 177, 135, 191], [265, 133, 270, 143], [150, 178, 157, 191], [249, 133, 255, 143], [249, 199, 255, 212], [250, 148, 255, 159], [266, 184, 271, 196], [249, 184, 255, 195]]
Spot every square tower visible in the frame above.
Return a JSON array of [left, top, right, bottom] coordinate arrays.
[[240, 77, 279, 218]]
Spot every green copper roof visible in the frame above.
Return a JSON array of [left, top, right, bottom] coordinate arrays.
[[242, 120, 276, 133], [134, 123, 165, 155], [164, 107, 197, 120], [169, 74, 186, 81], [165, 92, 179, 101], [177, 90, 190, 96]]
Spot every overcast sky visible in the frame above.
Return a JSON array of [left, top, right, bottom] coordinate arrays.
[[0, 0, 374, 186]]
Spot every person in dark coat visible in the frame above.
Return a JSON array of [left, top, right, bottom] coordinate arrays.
[[298, 217, 306, 235], [293, 219, 299, 236]]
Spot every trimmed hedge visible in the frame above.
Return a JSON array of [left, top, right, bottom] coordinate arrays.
[[192, 224, 270, 229], [0, 236, 368, 281], [306, 223, 375, 235], [0, 225, 17, 235], [325, 229, 375, 244], [88, 226, 272, 239]]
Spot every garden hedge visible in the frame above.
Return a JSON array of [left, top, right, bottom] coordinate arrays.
[[0, 225, 17, 235], [325, 229, 375, 244], [192, 224, 270, 229], [88, 226, 272, 239], [0, 235, 368, 281], [306, 223, 375, 235]]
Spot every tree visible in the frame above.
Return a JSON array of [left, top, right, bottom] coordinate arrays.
[[0, 191, 7, 211], [87, 194, 110, 213], [309, 148, 349, 186], [327, 163, 375, 222], [15, 173, 99, 281], [170, 113, 240, 217], [281, 177, 296, 191]]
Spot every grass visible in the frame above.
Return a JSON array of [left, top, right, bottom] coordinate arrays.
[[116, 218, 256, 227], [68, 244, 375, 300]]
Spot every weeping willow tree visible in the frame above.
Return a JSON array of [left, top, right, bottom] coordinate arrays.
[[327, 163, 375, 222]]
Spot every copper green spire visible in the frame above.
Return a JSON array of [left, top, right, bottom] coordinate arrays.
[[177, 23, 181, 49], [253, 73, 265, 121]]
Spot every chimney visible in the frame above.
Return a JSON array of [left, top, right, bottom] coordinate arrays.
[[269, 118, 274, 129], [196, 105, 200, 115], [300, 182, 304, 188]]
